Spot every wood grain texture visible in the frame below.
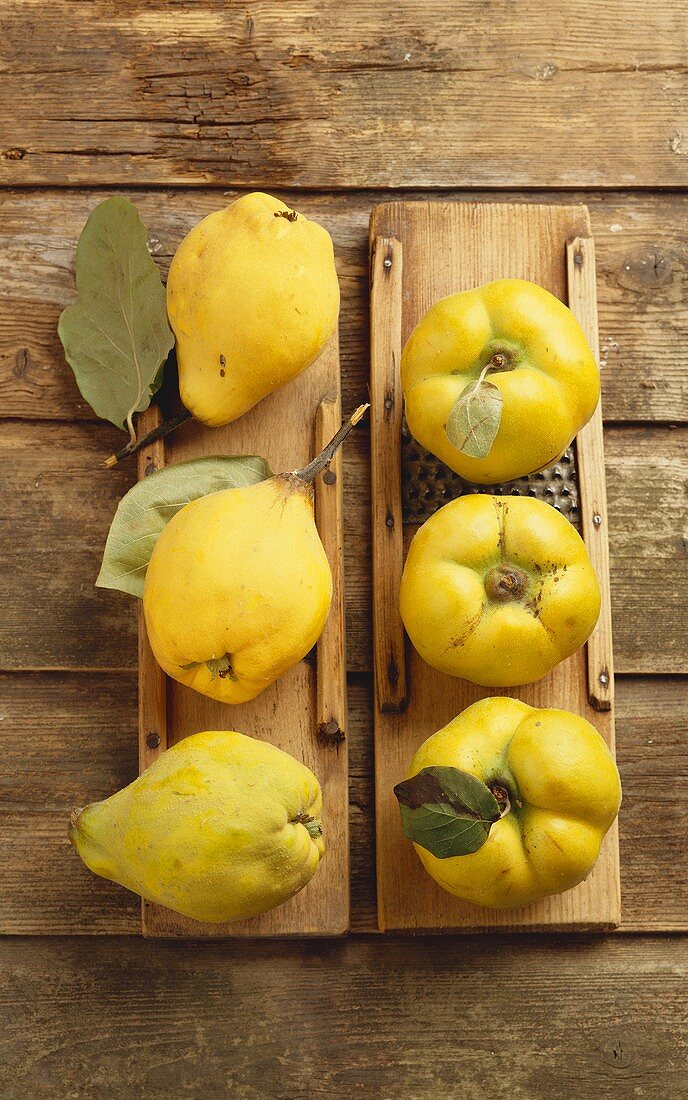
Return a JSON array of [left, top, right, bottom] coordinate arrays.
[[139, 342, 351, 937], [1, 934, 686, 1099], [369, 236, 407, 711], [0, 418, 138, 670], [567, 237, 614, 710], [370, 201, 620, 932], [0, 672, 140, 934], [0, 2, 685, 1078], [1, 419, 686, 678], [0, 672, 684, 935], [605, 424, 688, 673], [2, 1, 688, 188], [2, 188, 686, 425]]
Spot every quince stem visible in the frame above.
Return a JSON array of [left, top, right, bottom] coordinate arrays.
[[292, 811, 323, 838], [104, 408, 193, 468], [104, 401, 370, 471], [294, 403, 369, 485]]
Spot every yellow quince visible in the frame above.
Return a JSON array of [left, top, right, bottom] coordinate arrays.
[[395, 697, 621, 909], [400, 494, 600, 687], [70, 730, 324, 924], [401, 279, 600, 484], [167, 192, 340, 426]]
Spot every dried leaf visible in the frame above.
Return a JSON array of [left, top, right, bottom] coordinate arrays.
[[96, 455, 272, 598], [394, 766, 501, 858], [58, 196, 175, 439], [445, 377, 503, 459]]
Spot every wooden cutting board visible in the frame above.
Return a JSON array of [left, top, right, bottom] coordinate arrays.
[[136, 330, 349, 937], [370, 201, 620, 933]]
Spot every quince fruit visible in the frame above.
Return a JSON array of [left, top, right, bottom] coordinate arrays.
[[400, 494, 600, 687], [70, 730, 324, 924], [395, 697, 621, 909], [401, 279, 600, 484], [168, 192, 340, 426]]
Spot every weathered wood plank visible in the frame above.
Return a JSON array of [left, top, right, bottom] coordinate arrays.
[[1, 420, 685, 675], [0, 671, 684, 935], [615, 676, 688, 931], [0, 672, 139, 934], [1, 189, 686, 424], [0, 933, 685, 1098], [606, 426, 688, 674], [2, 1, 688, 188], [0, 421, 138, 671]]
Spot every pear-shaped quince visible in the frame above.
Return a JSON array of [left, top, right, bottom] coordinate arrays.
[[70, 730, 324, 924], [167, 192, 340, 427], [143, 405, 366, 704]]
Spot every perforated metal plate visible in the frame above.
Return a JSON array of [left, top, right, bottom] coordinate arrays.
[[402, 423, 580, 528]]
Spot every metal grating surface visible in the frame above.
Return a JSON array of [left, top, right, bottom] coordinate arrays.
[[402, 423, 580, 528]]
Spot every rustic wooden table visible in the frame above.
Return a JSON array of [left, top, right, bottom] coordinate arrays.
[[1, 3, 687, 1096]]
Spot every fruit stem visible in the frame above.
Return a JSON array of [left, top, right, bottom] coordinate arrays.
[[484, 563, 529, 603], [103, 408, 193, 468], [294, 403, 369, 484], [490, 784, 512, 819], [292, 811, 323, 838]]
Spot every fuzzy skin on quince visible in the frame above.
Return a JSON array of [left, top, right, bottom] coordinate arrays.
[[401, 279, 600, 484], [143, 474, 332, 704], [167, 192, 340, 427], [400, 494, 600, 687], [406, 698, 621, 909], [69, 731, 324, 924]]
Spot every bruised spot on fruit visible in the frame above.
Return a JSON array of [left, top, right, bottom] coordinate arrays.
[[219, 353, 226, 378]]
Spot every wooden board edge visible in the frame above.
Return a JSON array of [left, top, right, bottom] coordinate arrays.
[[370, 200, 593, 239]]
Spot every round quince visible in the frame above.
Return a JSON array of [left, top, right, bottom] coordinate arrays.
[[395, 697, 621, 909], [399, 494, 600, 687], [401, 279, 600, 484]]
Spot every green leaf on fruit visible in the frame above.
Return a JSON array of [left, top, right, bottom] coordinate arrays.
[[96, 456, 272, 598], [58, 196, 175, 440], [394, 766, 501, 858], [445, 376, 503, 459]]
